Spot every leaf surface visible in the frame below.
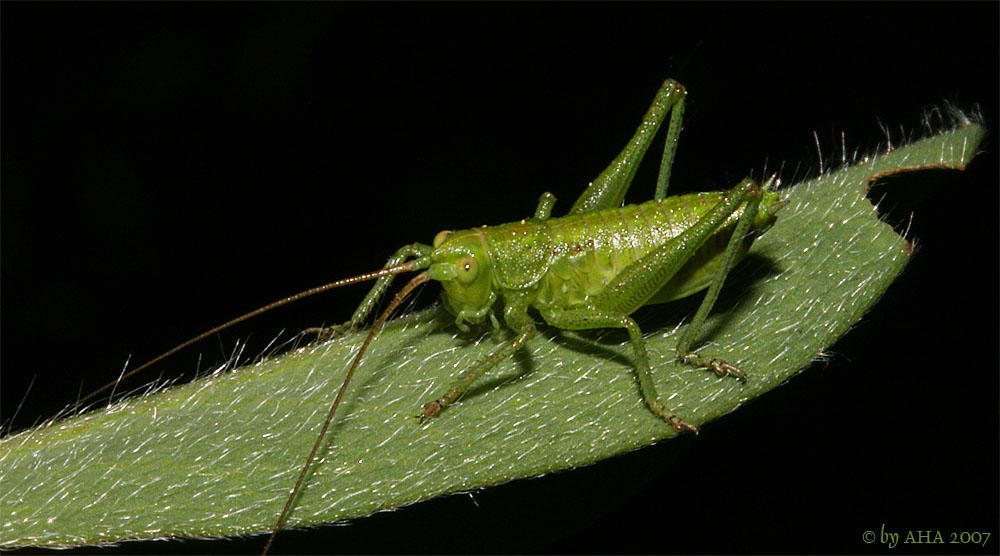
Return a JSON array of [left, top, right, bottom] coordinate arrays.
[[0, 121, 985, 548]]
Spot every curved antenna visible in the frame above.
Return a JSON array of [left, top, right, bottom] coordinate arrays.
[[262, 270, 431, 556], [72, 260, 428, 413]]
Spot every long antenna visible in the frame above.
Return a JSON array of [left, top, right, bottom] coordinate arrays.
[[72, 260, 426, 413], [261, 271, 431, 556]]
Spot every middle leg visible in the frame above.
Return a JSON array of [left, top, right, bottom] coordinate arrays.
[[542, 306, 698, 433]]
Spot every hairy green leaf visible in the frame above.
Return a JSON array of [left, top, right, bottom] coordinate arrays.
[[0, 120, 985, 548]]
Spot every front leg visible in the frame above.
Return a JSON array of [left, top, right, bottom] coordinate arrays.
[[307, 243, 434, 339]]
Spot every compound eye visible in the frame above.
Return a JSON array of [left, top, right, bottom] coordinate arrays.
[[433, 230, 453, 248], [456, 256, 479, 284]]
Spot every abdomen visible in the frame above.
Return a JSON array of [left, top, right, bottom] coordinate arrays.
[[532, 192, 745, 310]]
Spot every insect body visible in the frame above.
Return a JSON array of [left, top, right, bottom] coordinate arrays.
[[419, 186, 782, 424]]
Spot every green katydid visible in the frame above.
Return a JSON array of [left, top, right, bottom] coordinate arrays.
[[256, 79, 785, 553]]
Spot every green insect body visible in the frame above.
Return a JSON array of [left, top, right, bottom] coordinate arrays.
[[410, 179, 780, 426], [434, 190, 783, 330]]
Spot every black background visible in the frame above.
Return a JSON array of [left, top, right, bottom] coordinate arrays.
[[3, 4, 997, 555]]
